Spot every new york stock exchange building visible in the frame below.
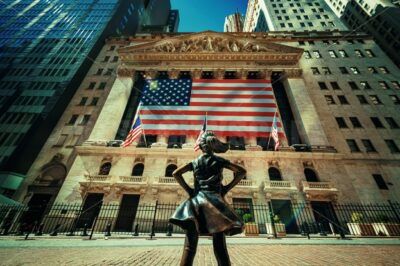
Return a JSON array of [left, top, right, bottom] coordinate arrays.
[[13, 31, 400, 236]]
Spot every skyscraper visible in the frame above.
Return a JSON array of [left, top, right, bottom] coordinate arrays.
[[243, 0, 348, 32], [224, 12, 244, 32], [324, 0, 400, 67], [0, 0, 170, 199]]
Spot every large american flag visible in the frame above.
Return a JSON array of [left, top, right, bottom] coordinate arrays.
[[138, 79, 285, 138]]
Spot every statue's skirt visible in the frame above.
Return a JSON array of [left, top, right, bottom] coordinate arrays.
[[169, 190, 244, 236]]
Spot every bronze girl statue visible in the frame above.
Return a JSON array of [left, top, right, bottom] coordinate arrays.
[[169, 131, 246, 266]]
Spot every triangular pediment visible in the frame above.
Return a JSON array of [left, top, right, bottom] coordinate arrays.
[[119, 31, 303, 55]]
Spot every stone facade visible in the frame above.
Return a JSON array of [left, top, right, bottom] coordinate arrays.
[[17, 31, 400, 211]]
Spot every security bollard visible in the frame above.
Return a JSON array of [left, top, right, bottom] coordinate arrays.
[[133, 224, 139, 236], [81, 223, 89, 236], [104, 223, 111, 237], [50, 224, 61, 236], [166, 223, 173, 237], [35, 223, 44, 236]]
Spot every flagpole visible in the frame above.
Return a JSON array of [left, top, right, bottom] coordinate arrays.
[[267, 112, 277, 150]]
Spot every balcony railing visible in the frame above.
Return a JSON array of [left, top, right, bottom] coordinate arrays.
[[302, 181, 337, 191], [119, 176, 147, 183], [264, 180, 297, 190], [158, 176, 178, 184], [237, 179, 254, 187], [84, 174, 111, 182]]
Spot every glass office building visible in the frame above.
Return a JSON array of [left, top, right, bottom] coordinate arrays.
[[0, 0, 166, 197]]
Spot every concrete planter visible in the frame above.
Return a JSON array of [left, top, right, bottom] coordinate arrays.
[[244, 223, 259, 236], [266, 223, 286, 236], [347, 223, 375, 236], [372, 223, 400, 236]]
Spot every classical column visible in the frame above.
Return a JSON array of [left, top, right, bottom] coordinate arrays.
[[191, 69, 202, 79], [88, 69, 135, 141], [168, 69, 180, 79], [214, 69, 225, 79], [283, 73, 329, 146]]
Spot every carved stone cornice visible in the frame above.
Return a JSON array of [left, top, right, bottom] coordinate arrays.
[[117, 67, 135, 77], [145, 69, 158, 79], [284, 68, 303, 78], [168, 69, 180, 79]]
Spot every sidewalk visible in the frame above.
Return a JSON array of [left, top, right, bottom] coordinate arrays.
[[0, 236, 399, 265]]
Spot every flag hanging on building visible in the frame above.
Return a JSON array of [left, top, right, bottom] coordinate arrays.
[[138, 79, 285, 138], [271, 113, 280, 151], [194, 115, 207, 152], [122, 114, 143, 148]]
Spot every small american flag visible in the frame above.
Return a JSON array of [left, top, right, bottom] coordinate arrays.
[[122, 114, 143, 148], [271, 113, 280, 151], [194, 115, 207, 152]]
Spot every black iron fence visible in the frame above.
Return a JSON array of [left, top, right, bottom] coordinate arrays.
[[1, 201, 399, 237]]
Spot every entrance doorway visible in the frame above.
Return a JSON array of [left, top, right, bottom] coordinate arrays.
[[310, 201, 339, 234], [76, 193, 104, 228], [271, 199, 299, 234], [114, 194, 140, 232], [22, 193, 52, 226]]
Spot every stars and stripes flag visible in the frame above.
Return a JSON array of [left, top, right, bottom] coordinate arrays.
[[138, 79, 285, 138], [194, 115, 207, 152], [271, 112, 280, 151], [122, 105, 144, 148]]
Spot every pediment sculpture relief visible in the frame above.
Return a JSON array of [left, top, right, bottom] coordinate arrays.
[[146, 36, 275, 53]]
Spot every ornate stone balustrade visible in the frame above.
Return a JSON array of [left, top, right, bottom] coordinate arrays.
[[302, 181, 338, 201], [237, 179, 254, 187], [84, 174, 111, 182], [158, 176, 178, 184], [264, 180, 298, 199], [265, 180, 297, 189], [119, 176, 147, 183]]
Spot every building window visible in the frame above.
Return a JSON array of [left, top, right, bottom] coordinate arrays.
[[390, 95, 400, 104], [379, 67, 390, 74], [167, 135, 186, 148], [90, 97, 99, 106], [304, 51, 311, 59], [354, 49, 364, 57], [369, 95, 382, 105], [346, 139, 361, 152], [385, 139, 400, 153], [335, 117, 348, 128], [322, 67, 331, 75], [348, 81, 359, 90], [109, 45, 116, 51], [328, 50, 337, 58], [131, 163, 144, 176], [103, 56, 110, 62], [370, 117, 384, 128], [362, 139, 377, 152], [104, 68, 113, 76], [112, 56, 118, 62], [349, 117, 362, 128], [360, 81, 371, 90], [391, 81, 400, 90], [350, 67, 360, 74], [325, 95, 335, 104], [227, 136, 245, 150], [338, 95, 349, 104], [98, 82, 107, 90], [379, 81, 390, 90], [330, 82, 341, 90], [137, 135, 157, 148], [268, 167, 282, 181], [87, 82, 96, 90], [312, 51, 322, 58], [67, 115, 78, 125], [338, 50, 348, 57], [55, 134, 68, 147], [80, 115, 91, 125], [304, 168, 319, 182], [311, 67, 320, 75], [367, 67, 377, 74], [318, 82, 328, 90], [78, 97, 88, 106], [339, 67, 349, 74], [165, 164, 177, 177], [99, 162, 112, 175], [385, 117, 399, 129], [365, 49, 375, 57], [95, 68, 103, 75], [372, 174, 388, 190]]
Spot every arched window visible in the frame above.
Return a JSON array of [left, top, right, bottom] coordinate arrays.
[[304, 168, 319, 182], [268, 167, 282, 181], [131, 163, 144, 176], [165, 164, 177, 177], [99, 162, 111, 175]]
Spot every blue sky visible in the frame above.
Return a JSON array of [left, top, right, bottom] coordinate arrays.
[[171, 0, 248, 32]]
